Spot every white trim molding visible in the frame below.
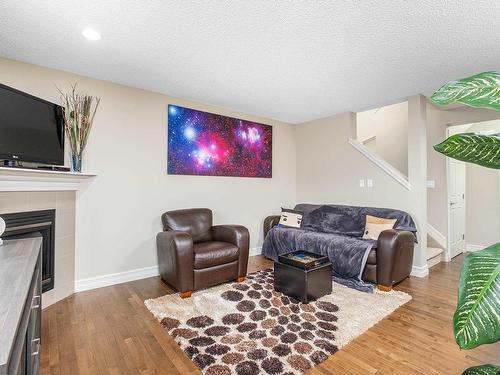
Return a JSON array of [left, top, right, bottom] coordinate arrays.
[[410, 264, 429, 278], [0, 166, 96, 192], [348, 138, 411, 190], [76, 247, 264, 293], [466, 244, 485, 252], [361, 135, 376, 145], [75, 265, 159, 292], [426, 223, 446, 249]]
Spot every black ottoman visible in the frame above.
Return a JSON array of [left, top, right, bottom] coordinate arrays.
[[274, 260, 333, 303]]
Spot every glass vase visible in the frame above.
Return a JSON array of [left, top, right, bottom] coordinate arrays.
[[71, 154, 83, 173]]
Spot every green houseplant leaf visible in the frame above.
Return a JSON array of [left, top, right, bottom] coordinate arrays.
[[462, 364, 500, 375], [434, 133, 500, 169], [453, 243, 500, 350], [430, 71, 500, 111]]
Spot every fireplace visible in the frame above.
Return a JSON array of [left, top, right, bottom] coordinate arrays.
[[2, 209, 55, 293]]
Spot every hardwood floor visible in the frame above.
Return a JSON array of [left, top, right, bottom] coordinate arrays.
[[41, 255, 498, 374]]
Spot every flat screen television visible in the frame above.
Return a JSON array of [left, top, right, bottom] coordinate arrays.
[[0, 83, 65, 166]]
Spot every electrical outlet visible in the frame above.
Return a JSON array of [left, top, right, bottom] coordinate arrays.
[[359, 179, 365, 188], [367, 179, 373, 188]]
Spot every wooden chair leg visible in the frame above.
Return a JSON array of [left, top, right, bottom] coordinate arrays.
[[179, 291, 192, 298], [236, 277, 245, 283], [378, 284, 392, 292]]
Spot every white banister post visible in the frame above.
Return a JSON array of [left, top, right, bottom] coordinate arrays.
[[408, 94, 428, 274]]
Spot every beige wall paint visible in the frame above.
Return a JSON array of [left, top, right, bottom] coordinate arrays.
[[458, 120, 500, 246], [296, 112, 411, 208], [0, 58, 297, 281], [466, 162, 500, 246], [356, 101, 408, 176], [426, 105, 500, 238], [295, 96, 428, 269]]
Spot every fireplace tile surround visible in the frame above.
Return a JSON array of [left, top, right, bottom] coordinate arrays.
[[0, 191, 75, 308]]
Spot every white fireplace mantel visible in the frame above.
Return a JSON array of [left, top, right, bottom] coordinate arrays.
[[0, 167, 96, 192]]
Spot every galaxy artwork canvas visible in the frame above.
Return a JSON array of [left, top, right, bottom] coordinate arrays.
[[167, 105, 272, 177]]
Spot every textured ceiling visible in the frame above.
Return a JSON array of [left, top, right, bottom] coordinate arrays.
[[1, 1, 499, 123]]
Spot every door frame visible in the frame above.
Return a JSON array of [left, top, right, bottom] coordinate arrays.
[[445, 124, 468, 261]]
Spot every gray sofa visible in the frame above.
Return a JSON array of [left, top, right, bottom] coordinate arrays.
[[262, 204, 417, 291]]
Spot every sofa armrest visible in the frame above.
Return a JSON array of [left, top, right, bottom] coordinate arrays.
[[376, 229, 415, 289], [212, 225, 250, 277], [156, 230, 194, 293], [263, 215, 281, 238]]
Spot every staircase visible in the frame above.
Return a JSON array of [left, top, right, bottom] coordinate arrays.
[[427, 235, 444, 268]]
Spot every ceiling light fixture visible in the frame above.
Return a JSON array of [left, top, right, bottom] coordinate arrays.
[[82, 28, 102, 41]]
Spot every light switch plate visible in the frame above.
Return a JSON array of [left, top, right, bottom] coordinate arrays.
[[359, 179, 365, 187], [367, 179, 373, 187]]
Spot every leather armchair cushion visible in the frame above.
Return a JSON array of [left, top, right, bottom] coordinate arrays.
[[361, 263, 377, 283], [162, 208, 213, 243], [366, 249, 377, 264], [194, 261, 239, 290], [193, 241, 239, 269]]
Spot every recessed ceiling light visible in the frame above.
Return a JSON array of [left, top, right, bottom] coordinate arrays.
[[82, 28, 102, 41]]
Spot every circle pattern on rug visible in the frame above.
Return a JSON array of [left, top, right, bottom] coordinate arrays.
[[157, 268, 339, 374]]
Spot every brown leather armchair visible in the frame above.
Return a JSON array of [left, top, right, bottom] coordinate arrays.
[[264, 215, 414, 291], [157, 208, 250, 298]]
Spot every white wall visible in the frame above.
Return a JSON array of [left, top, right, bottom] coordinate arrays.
[[456, 120, 500, 247], [296, 112, 411, 208], [466, 162, 500, 246], [295, 96, 428, 271], [356, 101, 408, 176], [427, 105, 500, 238], [0, 58, 297, 281]]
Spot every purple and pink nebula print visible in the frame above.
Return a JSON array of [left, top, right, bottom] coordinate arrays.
[[167, 105, 272, 177]]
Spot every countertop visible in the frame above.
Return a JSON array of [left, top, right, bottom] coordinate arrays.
[[0, 237, 41, 370]]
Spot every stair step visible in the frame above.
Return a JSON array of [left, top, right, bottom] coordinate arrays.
[[427, 235, 444, 250], [427, 247, 444, 268], [427, 247, 443, 260]]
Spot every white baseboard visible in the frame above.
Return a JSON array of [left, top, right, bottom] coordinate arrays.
[[75, 265, 159, 293], [76, 247, 264, 293], [466, 244, 485, 252], [249, 246, 262, 256], [426, 223, 446, 249], [410, 264, 429, 278]]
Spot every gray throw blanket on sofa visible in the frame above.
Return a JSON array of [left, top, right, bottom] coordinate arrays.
[[262, 204, 417, 292]]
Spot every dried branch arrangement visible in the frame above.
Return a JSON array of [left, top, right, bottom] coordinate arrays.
[[58, 84, 100, 171]]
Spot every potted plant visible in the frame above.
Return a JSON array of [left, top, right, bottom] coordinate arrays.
[[431, 71, 500, 375], [59, 85, 100, 172]]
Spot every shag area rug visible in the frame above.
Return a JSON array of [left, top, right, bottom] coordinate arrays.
[[145, 269, 411, 375]]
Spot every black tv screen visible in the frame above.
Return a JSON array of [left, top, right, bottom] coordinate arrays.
[[0, 83, 65, 165]]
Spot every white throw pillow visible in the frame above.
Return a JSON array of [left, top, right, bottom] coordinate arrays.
[[278, 208, 303, 229]]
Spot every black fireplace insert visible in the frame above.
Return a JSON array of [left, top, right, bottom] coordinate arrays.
[[1, 209, 55, 293]]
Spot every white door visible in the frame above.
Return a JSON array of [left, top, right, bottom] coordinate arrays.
[[447, 127, 467, 259]]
